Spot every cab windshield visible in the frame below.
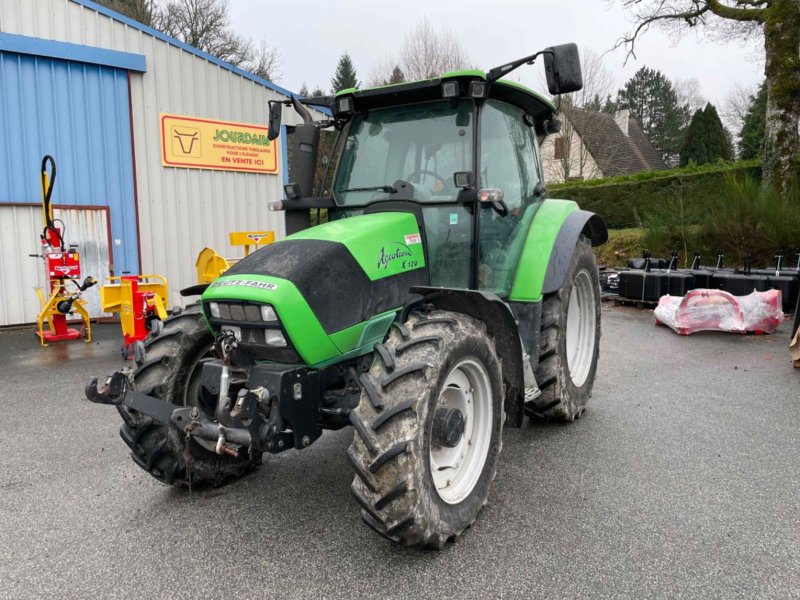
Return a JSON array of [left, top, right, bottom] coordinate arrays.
[[333, 99, 473, 206]]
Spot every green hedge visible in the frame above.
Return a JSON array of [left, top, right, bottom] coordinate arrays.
[[549, 161, 761, 229]]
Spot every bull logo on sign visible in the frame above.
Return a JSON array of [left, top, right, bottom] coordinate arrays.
[[172, 127, 201, 157]]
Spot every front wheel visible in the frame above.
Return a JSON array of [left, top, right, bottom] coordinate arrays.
[[527, 235, 601, 421], [347, 310, 504, 548], [118, 304, 258, 489]]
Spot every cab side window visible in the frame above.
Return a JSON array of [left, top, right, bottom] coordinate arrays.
[[478, 101, 541, 294]]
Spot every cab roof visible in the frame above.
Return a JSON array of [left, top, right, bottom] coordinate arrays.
[[333, 70, 556, 123]]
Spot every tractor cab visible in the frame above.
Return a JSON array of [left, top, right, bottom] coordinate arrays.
[[270, 44, 582, 296], [327, 78, 555, 293]]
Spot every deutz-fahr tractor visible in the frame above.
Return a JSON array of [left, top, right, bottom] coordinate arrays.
[[86, 43, 607, 548]]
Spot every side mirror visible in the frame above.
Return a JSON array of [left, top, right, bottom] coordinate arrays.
[[544, 43, 583, 95], [267, 101, 282, 141]]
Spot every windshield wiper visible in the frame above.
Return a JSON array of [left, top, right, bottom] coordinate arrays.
[[337, 185, 398, 193]]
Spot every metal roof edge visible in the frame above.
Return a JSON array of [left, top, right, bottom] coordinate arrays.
[[0, 32, 146, 71], [69, 0, 328, 115]]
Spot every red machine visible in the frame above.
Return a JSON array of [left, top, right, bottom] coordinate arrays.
[[32, 155, 96, 345]]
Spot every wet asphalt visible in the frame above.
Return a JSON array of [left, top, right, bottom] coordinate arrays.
[[0, 305, 798, 599]]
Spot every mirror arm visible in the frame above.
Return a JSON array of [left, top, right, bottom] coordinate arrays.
[[486, 49, 552, 83]]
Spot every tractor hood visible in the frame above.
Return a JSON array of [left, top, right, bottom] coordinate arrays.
[[201, 211, 427, 365]]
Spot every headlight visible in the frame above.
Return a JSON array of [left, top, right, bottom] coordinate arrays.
[[264, 329, 287, 347], [208, 302, 220, 318], [260, 305, 277, 321]]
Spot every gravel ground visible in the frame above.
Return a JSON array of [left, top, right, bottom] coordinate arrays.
[[0, 305, 797, 599]]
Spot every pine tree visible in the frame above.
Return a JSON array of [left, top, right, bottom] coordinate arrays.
[[679, 109, 709, 166], [601, 95, 617, 114], [331, 52, 359, 94], [738, 83, 767, 160], [680, 103, 733, 166], [298, 83, 309, 97], [311, 86, 325, 97], [388, 65, 405, 85], [703, 103, 733, 162], [617, 67, 690, 165]]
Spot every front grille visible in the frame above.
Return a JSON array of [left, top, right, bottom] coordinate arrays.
[[204, 299, 301, 363]]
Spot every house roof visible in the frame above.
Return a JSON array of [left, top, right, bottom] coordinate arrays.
[[567, 108, 667, 176]]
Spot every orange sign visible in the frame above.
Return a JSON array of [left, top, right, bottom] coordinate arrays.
[[160, 113, 279, 174]]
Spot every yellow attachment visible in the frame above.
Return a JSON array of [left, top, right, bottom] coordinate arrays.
[[196, 247, 232, 285], [196, 230, 275, 283], [229, 230, 275, 256], [100, 275, 169, 339]]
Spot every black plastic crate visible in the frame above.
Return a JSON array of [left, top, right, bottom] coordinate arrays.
[[618, 271, 667, 301], [711, 272, 771, 295], [768, 274, 799, 310]]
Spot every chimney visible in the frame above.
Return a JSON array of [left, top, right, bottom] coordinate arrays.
[[615, 106, 630, 137]]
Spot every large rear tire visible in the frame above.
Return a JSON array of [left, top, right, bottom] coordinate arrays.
[[348, 310, 504, 548], [527, 235, 601, 421], [118, 304, 257, 489]]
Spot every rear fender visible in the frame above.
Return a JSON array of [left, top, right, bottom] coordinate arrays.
[[542, 209, 607, 294], [408, 286, 525, 427], [509, 199, 607, 301]]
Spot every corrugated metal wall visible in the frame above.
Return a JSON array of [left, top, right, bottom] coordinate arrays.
[[0, 50, 138, 275], [0, 205, 110, 325], [0, 0, 322, 309]]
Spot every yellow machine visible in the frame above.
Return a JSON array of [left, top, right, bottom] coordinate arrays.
[[34, 155, 96, 346], [196, 230, 275, 284], [100, 274, 169, 355]]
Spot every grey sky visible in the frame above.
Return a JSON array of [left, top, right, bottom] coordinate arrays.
[[230, 0, 764, 111]]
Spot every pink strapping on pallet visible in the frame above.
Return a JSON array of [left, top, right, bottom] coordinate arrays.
[[654, 289, 784, 335]]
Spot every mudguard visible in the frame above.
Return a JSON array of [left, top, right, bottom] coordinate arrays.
[[541, 209, 607, 294], [509, 199, 607, 302]]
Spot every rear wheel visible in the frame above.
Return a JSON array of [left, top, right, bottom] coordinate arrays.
[[527, 236, 601, 421], [118, 304, 257, 489], [348, 310, 504, 548]]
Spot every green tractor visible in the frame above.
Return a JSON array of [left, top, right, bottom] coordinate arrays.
[[86, 43, 607, 548]]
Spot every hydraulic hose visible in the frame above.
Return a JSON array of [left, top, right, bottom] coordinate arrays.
[[40, 155, 65, 251]]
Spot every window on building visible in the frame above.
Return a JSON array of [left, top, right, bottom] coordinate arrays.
[[553, 137, 566, 160]]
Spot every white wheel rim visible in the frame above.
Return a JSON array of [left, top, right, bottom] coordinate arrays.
[[430, 358, 493, 505], [565, 269, 597, 387]]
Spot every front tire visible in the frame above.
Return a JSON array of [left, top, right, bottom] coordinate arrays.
[[118, 304, 257, 489], [527, 235, 601, 421], [348, 310, 504, 548]]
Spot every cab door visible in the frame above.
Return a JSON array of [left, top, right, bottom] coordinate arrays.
[[477, 100, 543, 295]]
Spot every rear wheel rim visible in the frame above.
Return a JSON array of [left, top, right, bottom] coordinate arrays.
[[565, 269, 597, 387], [430, 358, 493, 505]]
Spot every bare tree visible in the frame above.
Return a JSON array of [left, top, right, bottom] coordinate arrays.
[[249, 40, 281, 82], [675, 77, 707, 113], [722, 82, 756, 139], [95, 0, 154, 24], [617, 0, 799, 193], [399, 18, 471, 80], [366, 55, 398, 87], [154, 0, 253, 67], [152, 0, 281, 80]]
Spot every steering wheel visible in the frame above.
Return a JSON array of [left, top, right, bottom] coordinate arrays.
[[406, 169, 447, 196]]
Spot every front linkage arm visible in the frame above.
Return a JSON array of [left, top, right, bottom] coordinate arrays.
[[85, 332, 324, 460]]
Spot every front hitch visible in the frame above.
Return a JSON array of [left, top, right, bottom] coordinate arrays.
[[85, 370, 131, 405]]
